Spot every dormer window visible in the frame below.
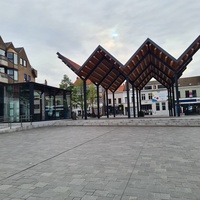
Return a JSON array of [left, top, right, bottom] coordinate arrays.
[[20, 58, 27, 67], [20, 58, 23, 65], [23, 60, 27, 67]]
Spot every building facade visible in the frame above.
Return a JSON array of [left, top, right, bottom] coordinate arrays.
[[107, 76, 200, 116], [0, 36, 37, 84], [0, 36, 71, 122]]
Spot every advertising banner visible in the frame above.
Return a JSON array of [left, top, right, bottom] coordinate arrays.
[[152, 91, 168, 102]]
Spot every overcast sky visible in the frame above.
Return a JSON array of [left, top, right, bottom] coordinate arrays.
[[1, 0, 200, 87]]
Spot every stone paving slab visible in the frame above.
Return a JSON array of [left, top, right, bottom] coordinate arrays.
[[0, 126, 200, 199]]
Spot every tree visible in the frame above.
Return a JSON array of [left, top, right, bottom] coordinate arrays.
[[59, 74, 74, 91], [87, 84, 97, 115], [72, 79, 84, 117]]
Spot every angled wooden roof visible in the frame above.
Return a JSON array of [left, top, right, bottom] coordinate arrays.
[[57, 45, 126, 92], [57, 35, 200, 92]]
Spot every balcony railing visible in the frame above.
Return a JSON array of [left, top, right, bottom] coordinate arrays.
[[0, 55, 8, 66], [0, 72, 15, 83]]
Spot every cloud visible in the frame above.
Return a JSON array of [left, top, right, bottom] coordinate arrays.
[[1, 0, 200, 86]]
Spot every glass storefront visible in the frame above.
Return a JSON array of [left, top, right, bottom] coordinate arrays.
[[0, 82, 71, 122], [4, 84, 20, 122]]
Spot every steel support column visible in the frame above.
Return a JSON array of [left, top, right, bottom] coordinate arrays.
[[139, 90, 142, 113], [175, 74, 180, 117], [172, 83, 176, 117], [112, 92, 116, 117], [169, 87, 173, 116], [29, 82, 34, 121], [136, 88, 139, 117], [96, 85, 100, 118], [126, 79, 130, 118], [83, 79, 87, 120], [167, 89, 171, 116], [106, 89, 109, 118], [132, 84, 136, 118]]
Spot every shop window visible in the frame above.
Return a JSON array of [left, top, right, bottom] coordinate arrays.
[[185, 90, 189, 98], [156, 103, 160, 111], [178, 91, 181, 98], [192, 90, 197, 97], [162, 102, 166, 110]]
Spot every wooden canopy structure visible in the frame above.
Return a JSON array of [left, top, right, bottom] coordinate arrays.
[[57, 35, 200, 119]]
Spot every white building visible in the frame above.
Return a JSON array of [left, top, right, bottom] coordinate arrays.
[[107, 76, 200, 116]]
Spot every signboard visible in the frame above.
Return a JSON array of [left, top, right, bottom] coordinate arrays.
[[152, 91, 168, 102]]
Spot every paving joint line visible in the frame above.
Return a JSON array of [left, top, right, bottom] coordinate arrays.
[[119, 129, 150, 200], [0, 127, 118, 182]]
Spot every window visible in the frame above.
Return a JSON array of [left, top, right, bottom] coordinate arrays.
[[148, 93, 152, 100], [108, 99, 111, 104], [7, 69, 14, 79], [14, 70, 18, 81], [24, 74, 27, 82], [125, 97, 127, 104], [156, 103, 160, 111], [185, 90, 189, 98], [23, 60, 27, 67], [28, 75, 31, 82], [141, 94, 146, 100], [192, 90, 197, 97], [153, 85, 156, 89], [7, 69, 18, 81], [0, 49, 5, 56], [0, 67, 5, 73], [162, 102, 166, 110], [144, 85, 152, 90], [20, 58, 23, 65], [178, 91, 181, 98], [118, 98, 121, 104], [7, 52, 18, 65]]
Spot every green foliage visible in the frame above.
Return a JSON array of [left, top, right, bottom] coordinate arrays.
[[87, 84, 97, 114], [72, 79, 84, 110], [59, 74, 73, 91]]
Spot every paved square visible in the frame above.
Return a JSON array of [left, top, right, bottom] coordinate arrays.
[[0, 126, 200, 200]]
